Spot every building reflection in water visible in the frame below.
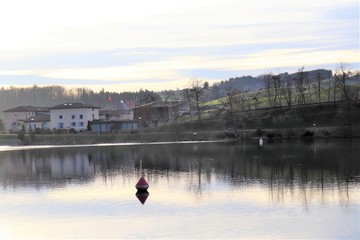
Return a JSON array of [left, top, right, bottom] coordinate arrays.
[[0, 139, 358, 207]]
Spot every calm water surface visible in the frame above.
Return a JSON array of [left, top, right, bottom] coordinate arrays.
[[0, 139, 359, 239]]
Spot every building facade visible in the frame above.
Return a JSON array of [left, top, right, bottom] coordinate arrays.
[[3, 106, 49, 133], [133, 101, 189, 128], [99, 109, 134, 121], [50, 103, 100, 132], [23, 114, 50, 133], [89, 120, 138, 133]]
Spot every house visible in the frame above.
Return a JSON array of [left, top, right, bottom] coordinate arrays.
[[90, 109, 137, 133], [133, 101, 189, 128], [23, 114, 50, 133], [99, 109, 134, 121], [50, 103, 100, 132], [3, 106, 49, 133]]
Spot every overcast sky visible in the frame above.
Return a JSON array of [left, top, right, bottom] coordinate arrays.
[[0, 0, 358, 92]]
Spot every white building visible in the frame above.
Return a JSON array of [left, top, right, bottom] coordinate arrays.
[[50, 103, 100, 132], [3, 106, 49, 133]]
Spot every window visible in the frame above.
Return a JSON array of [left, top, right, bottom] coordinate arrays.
[[59, 115, 63, 119], [58, 122, 64, 129], [79, 114, 83, 119], [72, 114, 75, 119], [78, 122, 84, 127], [71, 122, 76, 127]]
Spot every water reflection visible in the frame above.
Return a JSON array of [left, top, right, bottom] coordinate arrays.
[[135, 190, 150, 204], [0, 139, 359, 207]]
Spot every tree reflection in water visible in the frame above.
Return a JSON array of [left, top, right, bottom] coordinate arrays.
[[0, 139, 358, 207]]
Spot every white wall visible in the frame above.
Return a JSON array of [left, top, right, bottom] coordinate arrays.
[[50, 108, 99, 131]]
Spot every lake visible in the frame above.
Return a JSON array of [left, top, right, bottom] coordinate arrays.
[[0, 139, 359, 239]]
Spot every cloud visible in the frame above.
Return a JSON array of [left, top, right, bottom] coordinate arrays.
[[0, 0, 358, 91], [0, 47, 357, 91]]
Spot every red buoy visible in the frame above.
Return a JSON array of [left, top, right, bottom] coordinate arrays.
[[135, 177, 149, 191]]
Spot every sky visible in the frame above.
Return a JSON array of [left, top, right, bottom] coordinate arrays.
[[0, 0, 359, 92]]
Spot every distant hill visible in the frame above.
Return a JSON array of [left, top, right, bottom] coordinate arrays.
[[206, 69, 333, 101]]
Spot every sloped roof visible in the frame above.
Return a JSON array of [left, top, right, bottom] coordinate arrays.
[[23, 114, 50, 123], [99, 109, 132, 115], [3, 106, 49, 113], [134, 101, 186, 109], [51, 102, 100, 109]]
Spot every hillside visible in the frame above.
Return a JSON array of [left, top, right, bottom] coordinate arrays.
[[207, 69, 333, 101]]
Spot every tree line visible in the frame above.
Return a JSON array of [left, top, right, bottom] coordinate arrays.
[[0, 85, 161, 119]]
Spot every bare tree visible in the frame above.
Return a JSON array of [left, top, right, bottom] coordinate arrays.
[[221, 87, 254, 139], [253, 91, 261, 110], [335, 63, 352, 103], [313, 71, 324, 104], [354, 71, 360, 102], [332, 75, 338, 104], [162, 90, 177, 103], [186, 79, 208, 122], [263, 74, 273, 107], [219, 87, 240, 113], [334, 63, 358, 131], [294, 66, 307, 105], [181, 88, 193, 123], [305, 75, 314, 103], [272, 74, 282, 108], [220, 87, 240, 136], [327, 72, 332, 103], [281, 74, 293, 107]]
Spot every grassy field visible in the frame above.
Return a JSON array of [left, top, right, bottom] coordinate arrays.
[[201, 83, 360, 110]]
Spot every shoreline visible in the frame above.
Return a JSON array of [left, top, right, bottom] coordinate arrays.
[[0, 140, 231, 152], [1, 126, 359, 147]]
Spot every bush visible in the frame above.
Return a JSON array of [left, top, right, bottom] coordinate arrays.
[[319, 129, 330, 137], [301, 130, 314, 138], [255, 128, 264, 137], [30, 132, 36, 141], [286, 128, 297, 138], [17, 131, 25, 142], [224, 130, 237, 139], [69, 128, 78, 134], [334, 127, 352, 137], [56, 129, 68, 134], [266, 131, 282, 139], [266, 132, 274, 139]]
